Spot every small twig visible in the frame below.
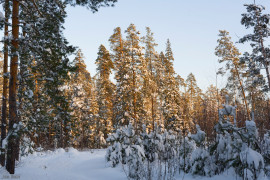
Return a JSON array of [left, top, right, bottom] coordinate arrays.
[[31, 0, 44, 17]]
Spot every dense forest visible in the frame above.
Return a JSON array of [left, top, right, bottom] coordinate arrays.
[[0, 0, 270, 180]]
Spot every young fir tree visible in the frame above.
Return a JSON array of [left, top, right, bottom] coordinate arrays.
[[95, 44, 115, 143]]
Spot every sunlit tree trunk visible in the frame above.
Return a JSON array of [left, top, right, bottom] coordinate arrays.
[[6, 0, 20, 174]]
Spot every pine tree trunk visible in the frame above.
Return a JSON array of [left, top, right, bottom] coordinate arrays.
[[258, 19, 270, 92], [60, 119, 63, 148], [64, 116, 68, 148], [265, 65, 270, 92], [6, 0, 19, 174], [267, 99, 270, 129], [0, 0, 9, 167], [131, 50, 137, 131], [232, 61, 250, 120], [16, 23, 26, 161], [149, 54, 155, 130]]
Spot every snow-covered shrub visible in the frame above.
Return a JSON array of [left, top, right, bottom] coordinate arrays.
[[178, 133, 195, 173], [141, 123, 164, 180], [95, 131, 107, 148], [239, 146, 265, 180], [190, 125, 215, 176], [106, 123, 145, 179], [262, 130, 270, 175], [20, 136, 35, 157], [191, 125, 206, 145], [105, 116, 266, 180], [212, 120, 264, 179], [211, 102, 265, 180], [106, 128, 126, 167], [211, 120, 237, 174], [234, 121, 264, 180], [125, 138, 145, 179], [190, 148, 215, 176], [162, 130, 177, 179]]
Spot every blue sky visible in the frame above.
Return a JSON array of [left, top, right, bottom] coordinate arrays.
[[64, 0, 270, 91]]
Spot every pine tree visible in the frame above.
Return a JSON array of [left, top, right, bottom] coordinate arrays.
[[124, 24, 145, 132], [68, 50, 93, 148], [96, 44, 115, 142], [239, 3, 270, 91], [215, 30, 250, 119], [66, 0, 117, 12], [88, 77, 99, 148], [6, 0, 20, 174], [162, 40, 181, 130], [142, 27, 160, 131], [157, 52, 166, 127], [109, 27, 129, 128], [203, 85, 221, 140], [0, 0, 9, 167], [185, 73, 203, 130]]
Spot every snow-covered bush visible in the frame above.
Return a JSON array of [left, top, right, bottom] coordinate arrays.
[[106, 123, 145, 179], [106, 128, 125, 167], [106, 116, 266, 179], [20, 136, 35, 157], [162, 130, 177, 180], [190, 125, 215, 176], [178, 133, 195, 173], [239, 146, 265, 180], [262, 130, 270, 176], [211, 119, 264, 179], [210, 96, 265, 180], [211, 120, 238, 174], [235, 121, 264, 180], [141, 123, 164, 180], [95, 131, 107, 149]]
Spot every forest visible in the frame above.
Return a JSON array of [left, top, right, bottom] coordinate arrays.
[[0, 0, 270, 180]]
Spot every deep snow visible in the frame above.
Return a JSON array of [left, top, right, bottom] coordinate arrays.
[[0, 149, 269, 180]]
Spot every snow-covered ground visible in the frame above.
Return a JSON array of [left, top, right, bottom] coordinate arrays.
[[0, 149, 269, 180]]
